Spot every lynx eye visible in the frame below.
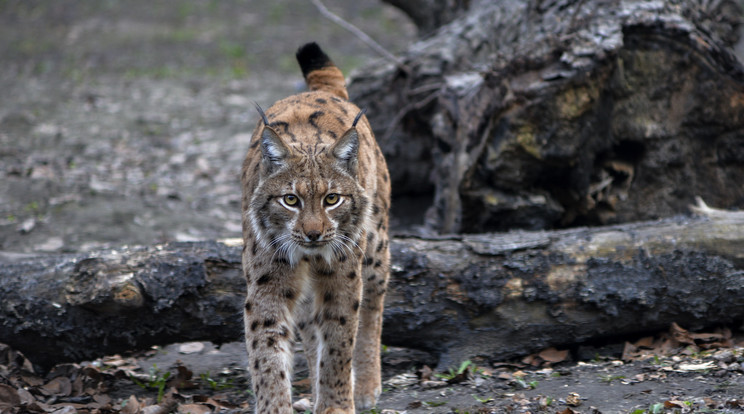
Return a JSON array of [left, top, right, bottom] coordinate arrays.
[[324, 193, 340, 206], [283, 194, 299, 207]]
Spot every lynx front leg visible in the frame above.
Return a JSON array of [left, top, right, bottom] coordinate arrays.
[[243, 261, 302, 414], [312, 263, 363, 414], [354, 216, 390, 410], [296, 295, 319, 401]]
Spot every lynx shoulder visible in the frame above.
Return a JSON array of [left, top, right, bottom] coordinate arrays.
[[240, 42, 390, 414]]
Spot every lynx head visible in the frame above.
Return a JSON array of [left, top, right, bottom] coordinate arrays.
[[248, 106, 369, 266]]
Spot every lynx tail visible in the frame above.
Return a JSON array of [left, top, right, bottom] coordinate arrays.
[[296, 42, 349, 100]]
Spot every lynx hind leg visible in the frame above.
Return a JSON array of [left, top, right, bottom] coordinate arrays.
[[354, 203, 390, 410]]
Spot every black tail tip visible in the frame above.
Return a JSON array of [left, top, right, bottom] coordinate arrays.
[[296, 42, 333, 77]]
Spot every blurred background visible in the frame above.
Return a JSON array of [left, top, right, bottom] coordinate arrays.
[[0, 0, 416, 253]]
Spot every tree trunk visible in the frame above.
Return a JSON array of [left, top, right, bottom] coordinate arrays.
[[354, 0, 744, 233], [381, 0, 470, 36], [2, 207, 743, 370]]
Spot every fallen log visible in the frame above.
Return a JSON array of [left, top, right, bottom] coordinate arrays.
[[1, 208, 743, 370]]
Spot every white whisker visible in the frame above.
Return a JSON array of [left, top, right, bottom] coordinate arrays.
[[337, 233, 365, 262], [268, 233, 293, 265]]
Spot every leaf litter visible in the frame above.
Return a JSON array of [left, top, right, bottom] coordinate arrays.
[[1, 323, 743, 413], [0, 343, 248, 413]]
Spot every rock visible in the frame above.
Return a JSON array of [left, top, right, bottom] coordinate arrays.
[[713, 349, 736, 364], [421, 380, 447, 389], [178, 342, 205, 355], [35, 236, 64, 252], [17, 218, 36, 234], [292, 398, 312, 412]]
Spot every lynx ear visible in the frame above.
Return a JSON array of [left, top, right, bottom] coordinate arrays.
[[332, 109, 365, 175], [261, 126, 289, 165], [331, 127, 359, 175], [255, 103, 289, 172]]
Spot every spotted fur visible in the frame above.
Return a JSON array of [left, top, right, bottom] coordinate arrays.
[[241, 42, 391, 414]]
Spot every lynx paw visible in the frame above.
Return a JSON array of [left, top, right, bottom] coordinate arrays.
[[320, 409, 353, 414], [354, 386, 381, 411]]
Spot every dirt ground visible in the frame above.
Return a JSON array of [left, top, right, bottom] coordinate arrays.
[[1, 327, 744, 413], [1, 1, 743, 413]]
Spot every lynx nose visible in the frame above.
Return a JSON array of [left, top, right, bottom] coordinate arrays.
[[306, 230, 322, 242]]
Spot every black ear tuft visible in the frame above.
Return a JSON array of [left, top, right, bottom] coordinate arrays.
[[296, 42, 333, 77], [352, 108, 367, 127], [254, 102, 269, 126]]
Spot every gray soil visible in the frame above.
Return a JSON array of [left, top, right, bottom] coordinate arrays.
[[1, 1, 743, 413]]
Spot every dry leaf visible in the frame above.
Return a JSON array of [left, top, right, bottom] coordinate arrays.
[[120, 395, 141, 414], [670, 322, 695, 345], [417, 365, 433, 381], [102, 355, 129, 368], [385, 373, 418, 388], [17, 387, 35, 405], [521, 354, 539, 366], [407, 400, 423, 409], [537, 396, 553, 408], [497, 372, 513, 380], [26, 400, 52, 412], [198, 395, 239, 410], [0, 345, 35, 372], [20, 373, 44, 387], [140, 389, 179, 414], [478, 367, 494, 377], [177, 403, 212, 414], [622, 341, 638, 361], [421, 380, 448, 389], [167, 365, 195, 389], [512, 370, 528, 379], [635, 336, 655, 348], [690, 332, 725, 341], [509, 393, 529, 405], [0, 384, 21, 407], [725, 399, 743, 408], [677, 361, 715, 371], [538, 347, 569, 363], [48, 405, 77, 414], [41, 376, 72, 397], [566, 391, 582, 406], [94, 393, 112, 406], [446, 369, 470, 384], [292, 377, 312, 392]]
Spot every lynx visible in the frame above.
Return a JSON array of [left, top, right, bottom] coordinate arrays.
[[240, 42, 391, 413]]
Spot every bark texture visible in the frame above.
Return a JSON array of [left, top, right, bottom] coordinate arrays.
[[1, 211, 743, 370], [353, 0, 744, 233], [381, 0, 470, 36]]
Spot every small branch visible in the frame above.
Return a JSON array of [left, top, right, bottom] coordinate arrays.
[[691, 196, 744, 219], [309, 0, 409, 73]]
